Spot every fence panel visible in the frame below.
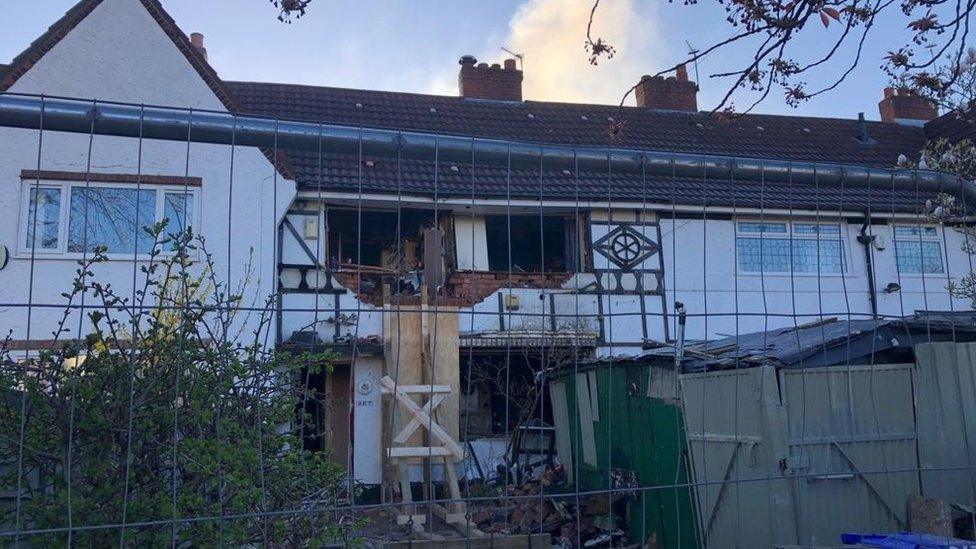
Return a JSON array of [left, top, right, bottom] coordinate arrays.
[[915, 342, 976, 504]]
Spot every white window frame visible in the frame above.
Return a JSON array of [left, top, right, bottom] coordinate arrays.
[[892, 224, 945, 276], [734, 219, 850, 276], [17, 179, 199, 260]]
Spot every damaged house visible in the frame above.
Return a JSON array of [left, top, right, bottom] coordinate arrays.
[[255, 72, 976, 487], [3, 0, 976, 541]]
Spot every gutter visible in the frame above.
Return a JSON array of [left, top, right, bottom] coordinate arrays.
[[0, 93, 971, 202]]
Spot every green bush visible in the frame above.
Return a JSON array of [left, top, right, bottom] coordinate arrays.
[[0, 223, 357, 547]]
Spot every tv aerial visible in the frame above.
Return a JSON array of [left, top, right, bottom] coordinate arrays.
[[501, 47, 524, 71], [685, 40, 702, 84]]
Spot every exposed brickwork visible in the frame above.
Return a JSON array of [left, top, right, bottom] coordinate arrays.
[[332, 270, 572, 307], [447, 271, 572, 303], [21, 169, 202, 187], [458, 57, 523, 101], [878, 87, 938, 124], [635, 65, 698, 112]]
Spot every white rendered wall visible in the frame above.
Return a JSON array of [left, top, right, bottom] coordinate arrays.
[[870, 223, 971, 317], [0, 0, 296, 344], [352, 356, 383, 484], [660, 218, 972, 341]]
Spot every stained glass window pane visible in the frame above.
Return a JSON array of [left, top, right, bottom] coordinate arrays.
[[794, 224, 841, 235], [894, 226, 938, 237], [738, 222, 787, 234], [895, 240, 944, 274], [737, 237, 792, 272], [25, 187, 61, 250], [792, 239, 845, 273], [67, 187, 157, 254]]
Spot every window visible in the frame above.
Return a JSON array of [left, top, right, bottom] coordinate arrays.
[[736, 221, 846, 274], [894, 225, 944, 274], [25, 187, 61, 250], [325, 209, 435, 268], [68, 187, 157, 254], [21, 182, 195, 257], [485, 215, 578, 272]]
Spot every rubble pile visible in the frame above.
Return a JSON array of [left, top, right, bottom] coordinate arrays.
[[466, 466, 630, 548]]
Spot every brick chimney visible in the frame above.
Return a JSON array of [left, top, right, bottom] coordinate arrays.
[[458, 56, 523, 101], [878, 87, 937, 125], [190, 32, 208, 62], [635, 64, 698, 112]]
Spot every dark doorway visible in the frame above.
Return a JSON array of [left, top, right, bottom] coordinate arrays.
[[299, 362, 351, 470]]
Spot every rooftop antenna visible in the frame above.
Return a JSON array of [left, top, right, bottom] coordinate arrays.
[[685, 40, 701, 85], [501, 47, 524, 71]]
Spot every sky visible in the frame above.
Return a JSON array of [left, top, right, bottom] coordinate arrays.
[[0, 0, 912, 121]]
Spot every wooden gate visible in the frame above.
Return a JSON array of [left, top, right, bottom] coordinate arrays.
[[681, 364, 920, 547], [779, 364, 919, 545]]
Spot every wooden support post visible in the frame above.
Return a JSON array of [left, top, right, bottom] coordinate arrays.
[[380, 300, 462, 535]]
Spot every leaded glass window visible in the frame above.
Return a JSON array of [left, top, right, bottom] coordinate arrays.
[[894, 225, 944, 274], [736, 221, 847, 274]]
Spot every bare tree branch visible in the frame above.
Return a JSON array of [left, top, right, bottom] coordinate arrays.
[[585, 0, 976, 124]]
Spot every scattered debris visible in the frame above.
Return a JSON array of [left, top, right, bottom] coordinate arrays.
[[460, 464, 636, 548]]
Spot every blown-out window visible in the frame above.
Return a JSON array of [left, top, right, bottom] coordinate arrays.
[[21, 182, 195, 257], [894, 225, 944, 274], [485, 215, 579, 272], [736, 221, 847, 274]]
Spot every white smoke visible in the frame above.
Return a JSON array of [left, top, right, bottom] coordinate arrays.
[[430, 0, 670, 105]]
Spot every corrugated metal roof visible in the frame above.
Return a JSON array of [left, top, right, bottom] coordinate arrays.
[[594, 313, 976, 371]]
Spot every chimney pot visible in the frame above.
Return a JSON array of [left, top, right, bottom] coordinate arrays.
[[458, 56, 523, 101], [190, 32, 207, 61], [635, 66, 698, 112], [676, 64, 689, 82], [878, 86, 937, 125]]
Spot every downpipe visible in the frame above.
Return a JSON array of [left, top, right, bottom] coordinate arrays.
[[857, 222, 880, 319]]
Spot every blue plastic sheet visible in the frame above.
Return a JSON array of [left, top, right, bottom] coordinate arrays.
[[842, 532, 976, 548]]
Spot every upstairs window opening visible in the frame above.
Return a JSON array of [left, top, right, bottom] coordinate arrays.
[[326, 209, 437, 270], [485, 214, 579, 273]]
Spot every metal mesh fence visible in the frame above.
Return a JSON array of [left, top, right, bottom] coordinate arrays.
[[1, 93, 976, 547]]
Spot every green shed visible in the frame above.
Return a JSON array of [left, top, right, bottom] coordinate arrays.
[[548, 360, 701, 548]]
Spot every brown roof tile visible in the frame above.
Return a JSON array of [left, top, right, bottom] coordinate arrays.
[[225, 81, 931, 210]]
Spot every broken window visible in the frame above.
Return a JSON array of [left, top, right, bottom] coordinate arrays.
[[326, 208, 435, 269], [485, 215, 579, 272]]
